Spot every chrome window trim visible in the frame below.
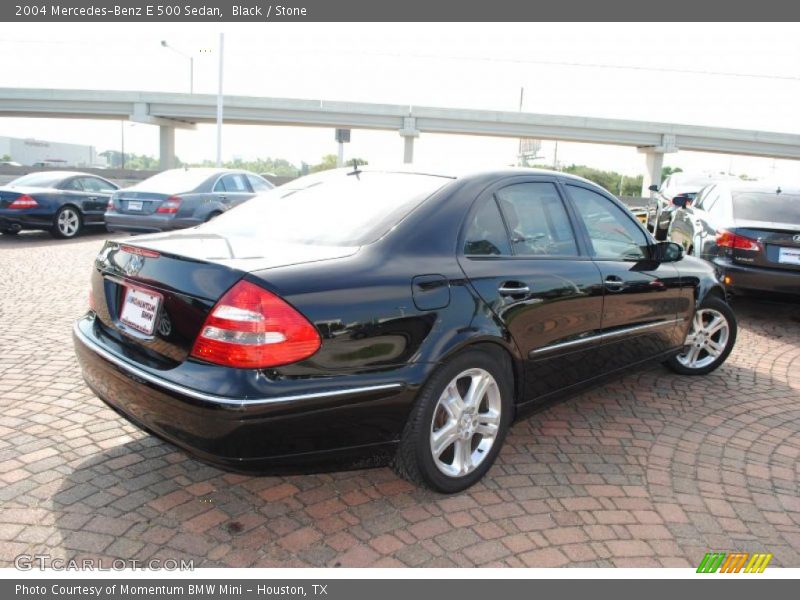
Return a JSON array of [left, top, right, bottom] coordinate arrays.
[[530, 317, 685, 357], [74, 322, 404, 408]]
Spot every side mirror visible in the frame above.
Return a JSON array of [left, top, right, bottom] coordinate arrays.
[[648, 184, 659, 192], [672, 195, 688, 208], [653, 241, 684, 262]]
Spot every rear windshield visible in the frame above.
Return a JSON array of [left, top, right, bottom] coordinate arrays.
[[732, 192, 800, 223], [8, 173, 66, 188], [203, 171, 450, 246], [130, 169, 216, 193]]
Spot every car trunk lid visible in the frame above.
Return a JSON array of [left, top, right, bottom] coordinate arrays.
[[90, 232, 357, 366], [729, 220, 800, 272], [111, 191, 173, 215]]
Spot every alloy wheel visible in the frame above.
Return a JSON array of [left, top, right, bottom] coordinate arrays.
[[57, 208, 80, 237], [429, 368, 502, 478], [676, 308, 730, 370]]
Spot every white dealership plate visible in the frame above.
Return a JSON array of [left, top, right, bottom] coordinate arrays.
[[778, 246, 800, 265], [127, 200, 143, 211], [119, 285, 162, 335]]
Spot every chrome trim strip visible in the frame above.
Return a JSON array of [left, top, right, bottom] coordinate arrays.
[[530, 317, 685, 357], [73, 322, 404, 408]]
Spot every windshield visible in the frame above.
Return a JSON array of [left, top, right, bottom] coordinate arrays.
[[733, 192, 800, 223], [8, 173, 66, 188], [202, 171, 451, 246], [130, 169, 216, 193]]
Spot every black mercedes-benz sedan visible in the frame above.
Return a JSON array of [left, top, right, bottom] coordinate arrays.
[[0, 171, 119, 238], [73, 167, 737, 492]]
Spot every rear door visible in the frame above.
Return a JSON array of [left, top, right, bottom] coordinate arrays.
[[457, 177, 605, 402], [564, 183, 685, 371], [213, 174, 255, 208]]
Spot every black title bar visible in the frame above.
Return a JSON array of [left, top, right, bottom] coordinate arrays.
[[3, 0, 800, 21]]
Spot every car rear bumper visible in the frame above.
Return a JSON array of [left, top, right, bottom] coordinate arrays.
[[712, 258, 800, 296], [0, 209, 54, 230], [73, 314, 417, 471], [105, 213, 201, 233]]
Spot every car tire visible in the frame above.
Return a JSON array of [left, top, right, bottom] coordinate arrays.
[[205, 211, 222, 222], [51, 206, 83, 239], [664, 295, 737, 376], [393, 348, 514, 493]]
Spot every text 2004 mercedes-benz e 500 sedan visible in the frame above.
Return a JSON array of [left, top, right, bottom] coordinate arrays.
[[73, 167, 737, 492]]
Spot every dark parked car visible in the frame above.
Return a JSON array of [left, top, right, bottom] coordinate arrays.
[[105, 168, 274, 233], [668, 181, 800, 297], [74, 167, 737, 492], [0, 171, 119, 238], [646, 173, 738, 241]]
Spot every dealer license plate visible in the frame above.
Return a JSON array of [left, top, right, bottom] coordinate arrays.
[[127, 200, 143, 211], [119, 286, 162, 335], [778, 246, 800, 265]]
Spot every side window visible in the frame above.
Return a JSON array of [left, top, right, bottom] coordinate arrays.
[[463, 197, 512, 256], [495, 182, 578, 257], [218, 174, 251, 193], [60, 178, 83, 191], [701, 187, 721, 213], [247, 174, 272, 192], [567, 185, 648, 261], [87, 178, 116, 192]]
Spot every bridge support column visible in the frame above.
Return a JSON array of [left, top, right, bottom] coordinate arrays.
[[640, 150, 664, 197], [400, 117, 420, 164], [159, 125, 176, 170], [638, 135, 678, 196]]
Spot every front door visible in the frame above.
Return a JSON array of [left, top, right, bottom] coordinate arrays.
[[457, 178, 605, 402], [564, 183, 685, 372]]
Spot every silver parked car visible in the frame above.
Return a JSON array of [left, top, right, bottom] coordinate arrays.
[[105, 168, 274, 233]]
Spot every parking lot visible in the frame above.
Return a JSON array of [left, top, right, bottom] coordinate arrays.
[[0, 231, 798, 568]]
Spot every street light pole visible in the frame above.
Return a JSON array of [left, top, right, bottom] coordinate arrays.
[[160, 40, 193, 94], [215, 33, 224, 167]]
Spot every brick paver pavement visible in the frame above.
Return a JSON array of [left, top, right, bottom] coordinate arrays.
[[1, 231, 798, 568]]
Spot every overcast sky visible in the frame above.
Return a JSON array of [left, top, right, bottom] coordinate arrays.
[[1, 22, 799, 180]]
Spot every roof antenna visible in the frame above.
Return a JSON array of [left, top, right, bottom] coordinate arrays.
[[776, 186, 782, 194], [347, 159, 362, 180]]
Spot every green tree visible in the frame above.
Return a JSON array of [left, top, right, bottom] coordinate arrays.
[[533, 164, 644, 196], [309, 154, 338, 173], [1, 154, 11, 161], [662, 166, 683, 179]]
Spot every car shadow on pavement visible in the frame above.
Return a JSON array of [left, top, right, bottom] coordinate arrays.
[[0, 230, 129, 249], [46, 333, 800, 567]]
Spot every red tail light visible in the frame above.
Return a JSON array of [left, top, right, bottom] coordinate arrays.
[[716, 230, 761, 252], [190, 280, 321, 369], [106, 198, 115, 212], [9, 194, 38, 209], [156, 196, 182, 214]]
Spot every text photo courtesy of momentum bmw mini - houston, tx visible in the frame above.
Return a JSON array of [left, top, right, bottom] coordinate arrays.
[[1, 2, 799, 592]]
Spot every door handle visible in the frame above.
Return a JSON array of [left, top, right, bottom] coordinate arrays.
[[87, 196, 98, 201], [604, 275, 625, 292], [498, 282, 530, 296]]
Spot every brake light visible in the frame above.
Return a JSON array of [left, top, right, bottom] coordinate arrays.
[[106, 198, 115, 212], [9, 194, 38, 209], [120, 245, 160, 258], [190, 280, 321, 368], [716, 230, 761, 252], [156, 196, 182, 214]]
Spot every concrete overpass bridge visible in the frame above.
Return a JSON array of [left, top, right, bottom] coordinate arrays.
[[1, 87, 798, 194]]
